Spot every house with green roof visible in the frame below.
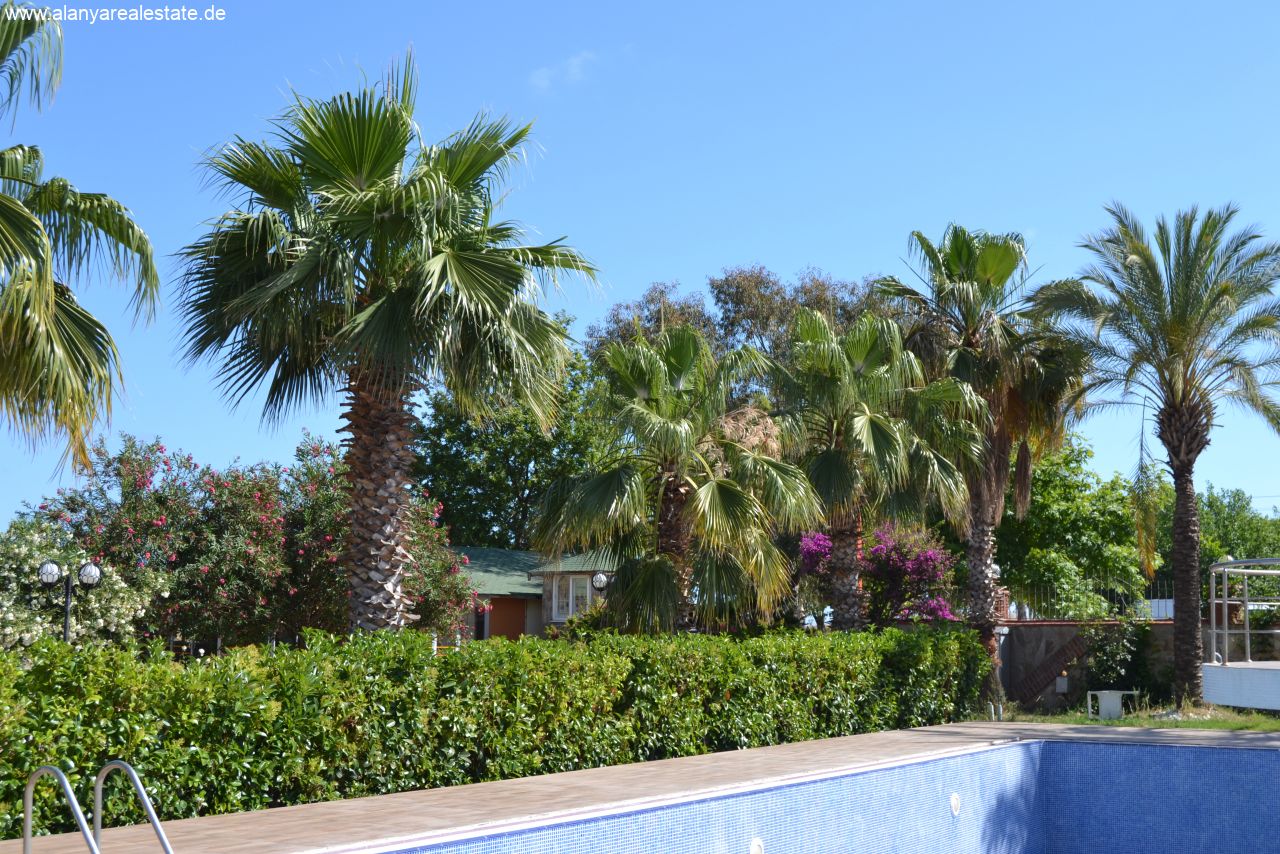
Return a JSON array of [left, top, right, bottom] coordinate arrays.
[[454, 548, 613, 639]]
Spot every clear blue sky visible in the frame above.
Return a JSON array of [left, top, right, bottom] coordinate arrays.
[[6, 0, 1280, 518]]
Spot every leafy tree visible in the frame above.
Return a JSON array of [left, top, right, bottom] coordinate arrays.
[[778, 308, 984, 628], [178, 56, 592, 631], [0, 6, 157, 467], [881, 226, 1084, 664], [533, 325, 823, 631], [415, 352, 614, 549], [1198, 486, 1280, 565], [1144, 478, 1280, 579], [711, 266, 889, 356], [584, 281, 722, 357], [995, 435, 1147, 619], [1033, 203, 1280, 703], [585, 267, 886, 362]]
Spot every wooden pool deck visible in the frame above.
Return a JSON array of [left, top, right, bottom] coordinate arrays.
[[7, 723, 1280, 854]]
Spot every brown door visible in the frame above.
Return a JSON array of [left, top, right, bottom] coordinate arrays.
[[488, 598, 526, 640]]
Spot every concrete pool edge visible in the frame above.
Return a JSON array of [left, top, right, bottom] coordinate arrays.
[[9, 723, 1280, 854], [309, 739, 1022, 854]]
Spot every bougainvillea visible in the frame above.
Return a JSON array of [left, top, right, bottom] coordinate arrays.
[[798, 531, 833, 576], [858, 523, 958, 627], [32, 433, 477, 646]]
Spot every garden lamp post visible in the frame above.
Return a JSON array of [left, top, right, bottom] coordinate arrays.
[[591, 571, 611, 593], [37, 560, 102, 642]]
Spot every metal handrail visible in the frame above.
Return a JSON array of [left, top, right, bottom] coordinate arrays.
[[1208, 559, 1280, 666], [93, 760, 173, 853], [23, 766, 101, 854]]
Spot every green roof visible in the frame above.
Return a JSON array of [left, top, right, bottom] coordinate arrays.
[[452, 548, 614, 597]]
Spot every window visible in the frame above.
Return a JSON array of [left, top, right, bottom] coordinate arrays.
[[552, 575, 598, 621]]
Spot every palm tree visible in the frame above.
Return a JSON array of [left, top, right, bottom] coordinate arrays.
[[879, 226, 1084, 663], [1032, 204, 1280, 703], [533, 326, 823, 632], [778, 308, 986, 629], [0, 5, 158, 467], [179, 57, 593, 631]]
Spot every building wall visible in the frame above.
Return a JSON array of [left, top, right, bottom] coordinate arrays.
[[524, 599, 543, 636]]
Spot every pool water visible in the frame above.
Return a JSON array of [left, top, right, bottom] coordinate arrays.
[[385, 740, 1280, 854]]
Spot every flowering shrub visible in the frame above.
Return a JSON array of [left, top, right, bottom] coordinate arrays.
[[33, 434, 476, 645], [793, 531, 834, 627], [798, 531, 832, 575], [858, 524, 959, 627], [0, 519, 158, 649]]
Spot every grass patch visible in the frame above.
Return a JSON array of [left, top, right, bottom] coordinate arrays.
[[1005, 704, 1280, 732]]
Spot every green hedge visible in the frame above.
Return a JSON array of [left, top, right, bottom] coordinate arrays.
[[0, 627, 988, 839]]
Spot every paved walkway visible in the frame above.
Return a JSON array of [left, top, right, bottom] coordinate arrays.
[[7, 722, 1279, 854]]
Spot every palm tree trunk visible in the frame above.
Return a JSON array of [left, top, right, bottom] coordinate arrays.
[[657, 474, 696, 630], [966, 423, 1011, 658], [1158, 402, 1210, 705], [342, 376, 421, 631], [1170, 462, 1204, 704], [965, 513, 998, 654], [828, 513, 865, 631]]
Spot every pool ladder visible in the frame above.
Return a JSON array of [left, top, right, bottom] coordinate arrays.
[[23, 760, 174, 853]]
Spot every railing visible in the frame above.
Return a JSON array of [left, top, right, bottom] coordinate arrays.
[[1207, 558, 1280, 665], [1001, 579, 1174, 622], [25, 760, 172, 853], [23, 766, 99, 854], [94, 760, 173, 853]]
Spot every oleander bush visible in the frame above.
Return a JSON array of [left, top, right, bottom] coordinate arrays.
[[0, 627, 987, 840], [25, 434, 477, 647]]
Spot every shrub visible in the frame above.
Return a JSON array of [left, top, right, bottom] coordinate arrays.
[[0, 627, 987, 839], [0, 519, 160, 648], [1081, 618, 1152, 692], [29, 434, 476, 643], [859, 524, 958, 627]]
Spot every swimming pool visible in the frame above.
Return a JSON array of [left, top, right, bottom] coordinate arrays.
[[380, 739, 1280, 854]]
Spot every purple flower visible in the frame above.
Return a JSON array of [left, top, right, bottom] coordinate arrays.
[[799, 531, 832, 573]]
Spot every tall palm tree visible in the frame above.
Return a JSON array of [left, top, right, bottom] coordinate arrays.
[[533, 325, 823, 632], [0, 4, 158, 467], [180, 58, 593, 631], [879, 226, 1084, 662], [778, 308, 986, 629], [1032, 204, 1280, 703]]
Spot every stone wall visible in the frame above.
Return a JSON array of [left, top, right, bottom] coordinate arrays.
[[1000, 621, 1179, 712]]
